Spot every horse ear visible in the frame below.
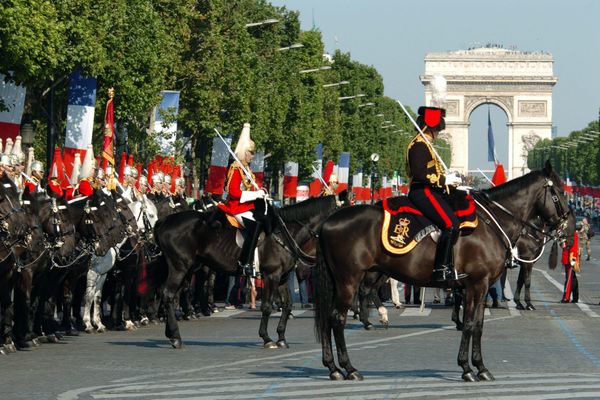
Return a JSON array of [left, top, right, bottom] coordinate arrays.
[[543, 160, 553, 175]]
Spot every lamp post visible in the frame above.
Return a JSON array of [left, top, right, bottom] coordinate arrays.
[[20, 121, 35, 149], [370, 153, 379, 204], [245, 18, 279, 28], [338, 93, 365, 101], [323, 80, 350, 88], [299, 65, 332, 74], [277, 43, 304, 51], [358, 102, 375, 108]]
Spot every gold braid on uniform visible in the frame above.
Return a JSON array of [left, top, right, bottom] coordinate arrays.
[[406, 135, 445, 189], [226, 161, 256, 192]]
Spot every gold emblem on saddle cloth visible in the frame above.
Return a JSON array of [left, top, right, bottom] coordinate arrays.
[[381, 211, 418, 255]]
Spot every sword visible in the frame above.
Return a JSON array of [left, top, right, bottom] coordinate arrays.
[[214, 128, 260, 191], [396, 100, 450, 173], [477, 168, 495, 186], [311, 164, 328, 187]]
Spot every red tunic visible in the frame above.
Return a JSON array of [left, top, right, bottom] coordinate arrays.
[[217, 162, 256, 215], [25, 180, 38, 193], [64, 185, 75, 201], [48, 180, 64, 197], [562, 232, 579, 265], [78, 179, 94, 197]]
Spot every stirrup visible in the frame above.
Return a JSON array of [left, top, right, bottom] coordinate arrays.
[[433, 267, 468, 282]]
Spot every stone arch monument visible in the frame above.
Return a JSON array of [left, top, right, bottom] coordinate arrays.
[[420, 47, 558, 179]]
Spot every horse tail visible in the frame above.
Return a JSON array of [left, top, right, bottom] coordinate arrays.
[[548, 240, 558, 270], [314, 234, 333, 344]]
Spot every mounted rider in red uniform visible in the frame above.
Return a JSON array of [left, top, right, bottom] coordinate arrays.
[[25, 161, 45, 194], [217, 123, 267, 277], [407, 104, 467, 282]]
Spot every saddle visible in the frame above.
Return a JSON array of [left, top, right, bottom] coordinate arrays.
[[380, 191, 478, 255]]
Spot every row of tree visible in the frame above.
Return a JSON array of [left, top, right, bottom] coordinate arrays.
[[527, 120, 600, 185], [1, 0, 452, 185]]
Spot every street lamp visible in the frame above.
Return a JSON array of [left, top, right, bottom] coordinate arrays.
[[323, 80, 350, 88], [370, 153, 379, 204], [338, 93, 365, 101], [376, 113, 384, 117], [358, 102, 375, 108], [245, 18, 279, 28], [277, 43, 304, 51], [20, 122, 35, 148], [299, 65, 332, 74]]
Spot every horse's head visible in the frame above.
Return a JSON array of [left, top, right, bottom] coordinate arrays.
[[274, 196, 338, 243], [111, 190, 139, 238], [0, 174, 30, 246], [535, 161, 574, 240]]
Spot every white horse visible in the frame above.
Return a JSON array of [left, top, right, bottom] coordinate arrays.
[[82, 192, 158, 333]]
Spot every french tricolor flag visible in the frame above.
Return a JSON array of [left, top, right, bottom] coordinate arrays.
[[250, 150, 265, 188], [63, 71, 97, 178], [352, 172, 362, 201], [0, 74, 26, 143], [205, 135, 231, 195], [283, 161, 298, 198], [309, 144, 323, 197], [337, 152, 350, 193], [154, 90, 180, 154]]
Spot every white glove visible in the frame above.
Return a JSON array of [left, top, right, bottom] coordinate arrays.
[[240, 190, 266, 203], [444, 172, 462, 187]]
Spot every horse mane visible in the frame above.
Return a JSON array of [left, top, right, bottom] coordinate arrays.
[[277, 196, 336, 223], [483, 167, 563, 201]]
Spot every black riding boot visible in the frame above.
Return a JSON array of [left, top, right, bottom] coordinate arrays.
[[432, 228, 467, 282], [238, 218, 262, 277]]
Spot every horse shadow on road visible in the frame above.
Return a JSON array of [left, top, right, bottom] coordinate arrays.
[[107, 339, 272, 349]]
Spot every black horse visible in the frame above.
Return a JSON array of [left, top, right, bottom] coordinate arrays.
[[314, 163, 574, 382], [155, 195, 337, 349]]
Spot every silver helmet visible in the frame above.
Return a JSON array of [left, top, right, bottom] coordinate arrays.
[[164, 175, 172, 184], [130, 168, 139, 179], [31, 160, 44, 173], [139, 176, 148, 187], [152, 173, 163, 184]]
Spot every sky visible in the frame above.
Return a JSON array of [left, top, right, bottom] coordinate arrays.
[[269, 0, 600, 173]]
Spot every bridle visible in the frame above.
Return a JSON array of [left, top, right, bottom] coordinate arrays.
[[472, 177, 571, 264]]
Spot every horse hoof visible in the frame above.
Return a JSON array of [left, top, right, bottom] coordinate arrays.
[[330, 370, 345, 381], [97, 327, 106, 333], [526, 303, 536, 311], [346, 371, 364, 381], [364, 323, 374, 331], [515, 302, 525, 310], [478, 370, 495, 381], [381, 321, 389, 329], [0, 347, 6, 355], [462, 371, 478, 382], [169, 338, 183, 349], [85, 327, 94, 334], [263, 341, 278, 349], [66, 329, 80, 336], [140, 317, 149, 326], [276, 340, 289, 349]]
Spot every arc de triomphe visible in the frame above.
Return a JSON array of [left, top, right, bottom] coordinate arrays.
[[420, 47, 557, 179]]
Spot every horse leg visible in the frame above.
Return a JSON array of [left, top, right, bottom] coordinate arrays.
[[13, 270, 35, 349], [275, 281, 292, 348], [451, 288, 464, 331], [0, 280, 17, 353], [258, 276, 276, 348], [514, 265, 525, 310], [523, 263, 535, 310], [83, 270, 98, 333], [332, 286, 363, 381], [471, 286, 495, 381], [457, 284, 482, 382], [94, 274, 108, 332], [162, 269, 185, 348], [372, 291, 388, 329], [358, 284, 373, 330]]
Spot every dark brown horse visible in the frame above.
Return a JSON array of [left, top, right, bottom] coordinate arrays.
[[155, 195, 337, 349], [314, 163, 574, 382]]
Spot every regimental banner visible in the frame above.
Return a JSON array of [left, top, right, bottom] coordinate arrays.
[[205, 136, 231, 195], [337, 152, 350, 193], [64, 71, 97, 178], [0, 74, 26, 143], [250, 151, 265, 188], [283, 161, 298, 198], [154, 90, 180, 155]]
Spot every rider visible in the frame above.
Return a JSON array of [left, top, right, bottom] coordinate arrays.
[[407, 106, 466, 282], [25, 161, 45, 193], [218, 123, 266, 277], [77, 148, 96, 197]]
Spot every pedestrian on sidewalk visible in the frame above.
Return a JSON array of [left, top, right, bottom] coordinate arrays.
[[579, 217, 592, 261]]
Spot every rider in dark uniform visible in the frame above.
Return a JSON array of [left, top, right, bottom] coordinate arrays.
[[407, 106, 466, 282]]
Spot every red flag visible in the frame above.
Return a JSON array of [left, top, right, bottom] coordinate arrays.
[[127, 154, 134, 167], [118, 152, 127, 183], [492, 163, 506, 186], [102, 88, 115, 170], [283, 161, 298, 198], [322, 160, 334, 184], [49, 147, 69, 188]]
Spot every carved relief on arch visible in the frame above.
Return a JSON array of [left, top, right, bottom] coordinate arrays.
[[463, 95, 513, 122]]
